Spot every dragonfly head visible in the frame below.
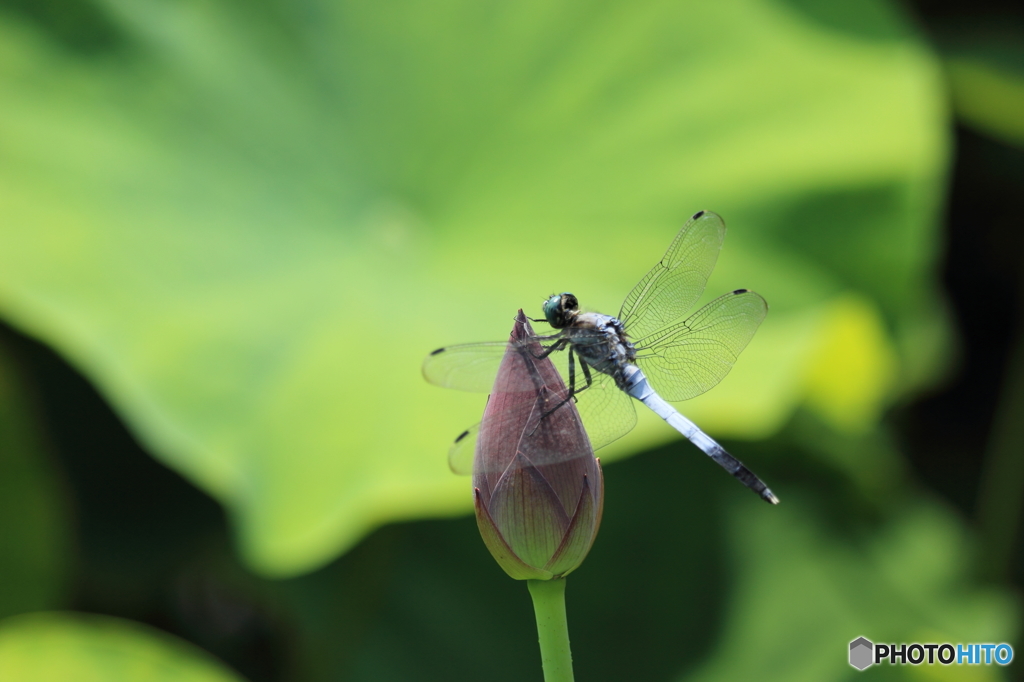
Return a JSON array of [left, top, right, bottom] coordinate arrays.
[[542, 293, 579, 328]]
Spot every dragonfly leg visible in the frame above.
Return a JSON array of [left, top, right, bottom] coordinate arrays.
[[529, 347, 595, 438], [567, 345, 577, 396], [577, 354, 594, 399], [560, 346, 595, 405], [534, 337, 568, 359]]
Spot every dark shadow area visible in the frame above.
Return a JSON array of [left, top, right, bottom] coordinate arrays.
[[893, 126, 1024, 540], [0, 321, 286, 682]]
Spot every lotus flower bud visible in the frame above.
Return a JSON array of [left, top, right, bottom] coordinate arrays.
[[472, 310, 604, 580]]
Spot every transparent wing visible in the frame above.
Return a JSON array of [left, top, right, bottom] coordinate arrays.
[[427, 336, 639, 475], [550, 365, 637, 452], [423, 341, 521, 393], [449, 376, 637, 477], [634, 289, 767, 402], [618, 210, 726, 341], [448, 423, 479, 475], [510, 339, 638, 452], [423, 328, 608, 394]]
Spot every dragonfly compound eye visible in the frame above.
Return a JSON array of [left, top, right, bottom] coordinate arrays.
[[542, 294, 563, 327]]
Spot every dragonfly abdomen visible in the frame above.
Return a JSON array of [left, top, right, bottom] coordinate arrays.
[[621, 365, 778, 504]]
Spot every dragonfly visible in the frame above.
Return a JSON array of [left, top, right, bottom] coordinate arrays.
[[423, 210, 777, 504]]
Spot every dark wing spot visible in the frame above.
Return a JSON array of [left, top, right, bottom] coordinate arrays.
[[454, 429, 470, 443], [430, 347, 446, 355], [692, 210, 705, 220], [732, 288, 747, 294]]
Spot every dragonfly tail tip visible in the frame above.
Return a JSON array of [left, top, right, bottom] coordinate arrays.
[[762, 489, 780, 505]]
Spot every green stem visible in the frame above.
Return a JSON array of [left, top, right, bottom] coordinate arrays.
[[528, 578, 574, 682]]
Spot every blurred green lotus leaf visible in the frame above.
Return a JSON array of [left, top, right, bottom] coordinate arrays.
[[801, 294, 898, 434], [0, 0, 948, 575], [0, 612, 245, 682]]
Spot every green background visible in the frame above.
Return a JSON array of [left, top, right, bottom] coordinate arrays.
[[1, 0, 1022, 679]]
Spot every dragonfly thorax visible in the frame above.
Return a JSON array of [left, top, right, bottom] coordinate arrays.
[[565, 312, 638, 390], [543, 293, 637, 387]]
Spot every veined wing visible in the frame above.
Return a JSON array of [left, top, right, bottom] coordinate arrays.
[[446, 386, 596, 477], [618, 210, 726, 342], [423, 326, 605, 393], [633, 289, 767, 402], [423, 341, 518, 393], [448, 422, 480, 475], [432, 335, 638, 474], [482, 335, 639, 453], [556, 367, 637, 453], [445, 375, 636, 476]]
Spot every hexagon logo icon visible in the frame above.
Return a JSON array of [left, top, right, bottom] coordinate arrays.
[[850, 637, 874, 670]]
